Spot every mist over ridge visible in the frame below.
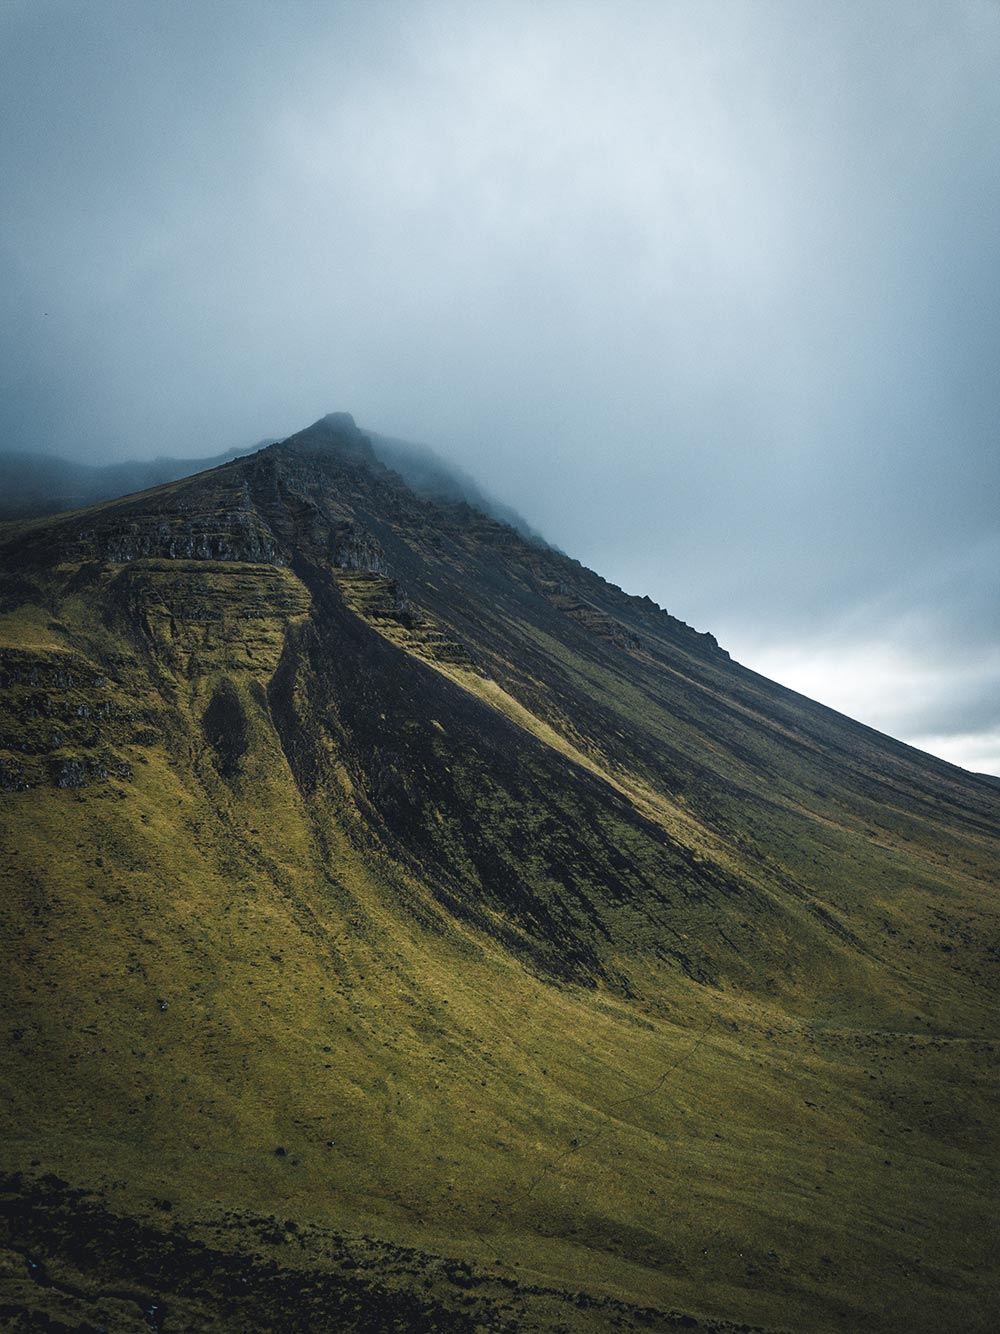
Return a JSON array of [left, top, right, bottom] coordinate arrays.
[[2, 0, 998, 773], [0, 416, 546, 551]]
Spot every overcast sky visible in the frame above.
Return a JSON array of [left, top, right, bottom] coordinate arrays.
[[2, 1, 998, 774]]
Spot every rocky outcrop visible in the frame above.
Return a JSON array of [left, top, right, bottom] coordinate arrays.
[[330, 523, 388, 575], [95, 513, 281, 565], [0, 758, 28, 791], [47, 755, 133, 788], [0, 651, 107, 693]]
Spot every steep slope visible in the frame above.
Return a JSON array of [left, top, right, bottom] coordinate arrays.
[[1, 414, 997, 1333]]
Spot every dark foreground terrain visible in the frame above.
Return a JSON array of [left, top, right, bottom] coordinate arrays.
[[1, 415, 997, 1331]]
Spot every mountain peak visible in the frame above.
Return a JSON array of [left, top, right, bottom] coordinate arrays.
[[273, 410, 378, 467], [316, 410, 361, 435]]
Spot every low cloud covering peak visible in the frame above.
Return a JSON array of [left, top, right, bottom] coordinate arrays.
[[2, 0, 997, 770]]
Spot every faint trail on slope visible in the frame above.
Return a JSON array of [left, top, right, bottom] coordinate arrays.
[[490, 1013, 717, 1221]]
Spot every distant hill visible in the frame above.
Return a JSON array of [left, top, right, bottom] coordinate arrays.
[[0, 442, 270, 520], [1, 411, 997, 1333]]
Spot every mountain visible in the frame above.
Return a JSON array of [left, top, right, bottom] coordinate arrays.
[[1, 412, 997, 1333], [0, 425, 541, 541], [0, 445, 269, 521]]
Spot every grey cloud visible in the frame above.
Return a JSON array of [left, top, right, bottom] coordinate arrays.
[[2, 0, 998, 769]]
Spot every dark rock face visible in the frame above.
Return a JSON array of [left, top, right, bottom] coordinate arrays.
[[330, 523, 388, 575], [46, 755, 133, 788], [96, 514, 282, 565], [48, 757, 88, 789], [0, 759, 28, 791], [0, 654, 104, 693]]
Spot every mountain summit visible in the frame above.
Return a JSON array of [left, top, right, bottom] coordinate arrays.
[[288, 411, 373, 453], [1, 416, 997, 1332]]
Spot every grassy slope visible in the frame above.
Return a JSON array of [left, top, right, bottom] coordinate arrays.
[[0, 427, 997, 1332]]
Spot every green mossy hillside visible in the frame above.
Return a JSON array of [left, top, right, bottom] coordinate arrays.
[[1, 418, 997, 1332]]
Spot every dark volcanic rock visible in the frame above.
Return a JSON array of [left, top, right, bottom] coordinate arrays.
[[97, 513, 282, 565], [48, 757, 88, 789], [330, 523, 388, 575]]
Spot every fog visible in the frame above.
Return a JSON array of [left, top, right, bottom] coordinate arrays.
[[2, 1, 998, 772]]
